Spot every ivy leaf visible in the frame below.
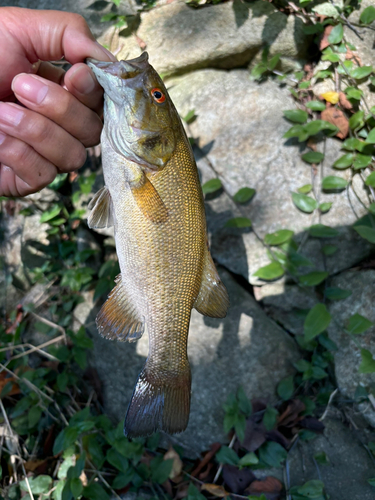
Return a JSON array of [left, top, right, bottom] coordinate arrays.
[[202, 178, 222, 195], [302, 151, 324, 164], [333, 153, 354, 169], [298, 184, 312, 194], [351, 66, 373, 80], [319, 202, 332, 213], [309, 224, 339, 238], [365, 171, 375, 187], [238, 452, 259, 467], [353, 225, 375, 243], [292, 193, 317, 213], [263, 406, 279, 431], [297, 480, 325, 498], [299, 271, 329, 287], [253, 262, 284, 281], [322, 176, 348, 190], [284, 109, 308, 124], [277, 375, 294, 401], [353, 154, 372, 170], [360, 5, 375, 24], [305, 101, 326, 111], [347, 313, 373, 335], [304, 304, 331, 342], [349, 110, 364, 129], [359, 349, 375, 373], [259, 442, 287, 468], [216, 446, 239, 466], [264, 230, 294, 246], [233, 187, 256, 204], [328, 24, 343, 44], [225, 217, 252, 228]]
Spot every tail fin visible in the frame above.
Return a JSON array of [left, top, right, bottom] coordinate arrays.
[[124, 362, 191, 438]]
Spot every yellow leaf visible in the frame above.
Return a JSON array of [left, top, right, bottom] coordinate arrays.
[[320, 92, 339, 104], [201, 483, 229, 497], [163, 447, 183, 480]]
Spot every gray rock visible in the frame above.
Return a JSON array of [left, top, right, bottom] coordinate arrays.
[[327, 269, 375, 425], [168, 69, 371, 284], [100, 0, 311, 75], [77, 267, 299, 454], [287, 415, 375, 500]]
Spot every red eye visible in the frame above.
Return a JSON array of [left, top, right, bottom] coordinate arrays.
[[151, 88, 166, 104]]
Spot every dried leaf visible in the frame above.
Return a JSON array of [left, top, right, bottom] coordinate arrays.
[[191, 443, 221, 478], [24, 459, 48, 472], [164, 447, 183, 480], [201, 483, 229, 497], [319, 25, 333, 51], [321, 92, 340, 104], [277, 400, 305, 428], [245, 476, 283, 500], [0, 371, 20, 397], [241, 419, 267, 452], [339, 91, 353, 110], [222, 465, 255, 495], [321, 107, 349, 139], [300, 417, 325, 433]]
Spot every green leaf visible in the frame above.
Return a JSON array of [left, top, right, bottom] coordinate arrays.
[[346, 87, 363, 100], [237, 386, 252, 416], [359, 349, 375, 373], [216, 446, 239, 466], [353, 225, 375, 243], [366, 127, 375, 144], [322, 52, 340, 63], [253, 262, 284, 280], [349, 110, 365, 129], [328, 24, 343, 44], [298, 184, 312, 194], [284, 109, 308, 124], [268, 54, 280, 71], [303, 120, 337, 136], [225, 217, 252, 228], [333, 153, 354, 169], [368, 478, 375, 487], [238, 452, 259, 467], [369, 203, 375, 215], [20, 476, 53, 495], [347, 313, 373, 335], [233, 187, 256, 204], [40, 204, 61, 223], [319, 202, 332, 213], [284, 124, 304, 139], [313, 2, 339, 17], [106, 448, 129, 473], [264, 230, 294, 246], [322, 244, 337, 255], [304, 304, 331, 342], [82, 483, 110, 500], [28, 406, 42, 428], [351, 66, 373, 80], [353, 154, 372, 170], [294, 359, 311, 372], [150, 457, 173, 484], [202, 178, 222, 195], [183, 109, 196, 124], [263, 406, 278, 431], [305, 101, 326, 111], [292, 193, 317, 213], [297, 479, 324, 498], [325, 287, 352, 300], [365, 171, 375, 187], [53, 427, 79, 455], [322, 176, 348, 190], [360, 5, 375, 24], [302, 151, 324, 164], [259, 442, 287, 468], [299, 271, 328, 287], [309, 224, 339, 238], [70, 478, 83, 499], [277, 375, 294, 401], [187, 482, 206, 500]]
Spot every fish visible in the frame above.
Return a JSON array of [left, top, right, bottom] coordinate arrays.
[[86, 52, 229, 438]]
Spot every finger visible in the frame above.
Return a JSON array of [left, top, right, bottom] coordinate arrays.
[[63, 63, 104, 115], [0, 131, 57, 197], [0, 102, 87, 171], [12, 73, 102, 146], [37, 61, 66, 85]]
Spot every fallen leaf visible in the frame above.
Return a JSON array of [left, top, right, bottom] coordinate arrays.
[[191, 442, 221, 478], [69, 171, 78, 182], [241, 420, 267, 452], [164, 447, 183, 480], [0, 371, 20, 397], [266, 430, 290, 449], [245, 476, 283, 500], [345, 49, 361, 65], [201, 483, 229, 497], [339, 91, 353, 110], [321, 92, 340, 104], [24, 459, 47, 472], [5, 304, 24, 335], [321, 107, 349, 139], [278, 400, 305, 428], [299, 417, 325, 433], [222, 464, 255, 494], [319, 25, 333, 51], [135, 35, 147, 50]]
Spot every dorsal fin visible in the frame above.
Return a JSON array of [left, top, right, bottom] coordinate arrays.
[[96, 274, 145, 342], [88, 186, 114, 229], [194, 251, 229, 318]]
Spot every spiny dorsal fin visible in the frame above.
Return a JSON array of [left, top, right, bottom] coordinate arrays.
[[96, 274, 145, 342], [88, 186, 114, 229], [194, 251, 229, 318], [131, 176, 168, 224]]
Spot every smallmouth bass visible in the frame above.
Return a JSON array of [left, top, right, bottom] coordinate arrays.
[[87, 53, 229, 437]]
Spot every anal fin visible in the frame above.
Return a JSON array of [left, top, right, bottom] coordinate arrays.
[[88, 186, 114, 229], [194, 251, 229, 318], [131, 176, 168, 224], [96, 274, 145, 342]]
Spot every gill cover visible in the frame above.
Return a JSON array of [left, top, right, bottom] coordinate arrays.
[[87, 53, 177, 171]]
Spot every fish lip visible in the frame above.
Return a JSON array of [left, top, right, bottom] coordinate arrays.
[[87, 52, 149, 80]]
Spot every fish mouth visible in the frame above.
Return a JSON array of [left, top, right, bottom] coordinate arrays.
[[87, 52, 149, 80]]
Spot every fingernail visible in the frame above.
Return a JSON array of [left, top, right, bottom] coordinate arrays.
[[12, 74, 48, 104], [69, 65, 96, 94], [0, 102, 24, 126], [95, 42, 117, 62], [0, 131, 6, 145]]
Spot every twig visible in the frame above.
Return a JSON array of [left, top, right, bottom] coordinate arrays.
[[184, 472, 249, 500], [87, 459, 122, 500], [320, 388, 338, 421], [30, 312, 67, 339], [213, 433, 236, 484], [9, 334, 65, 361]]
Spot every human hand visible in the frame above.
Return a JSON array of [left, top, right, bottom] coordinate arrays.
[[0, 8, 116, 197]]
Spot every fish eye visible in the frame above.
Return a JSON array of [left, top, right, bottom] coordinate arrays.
[[151, 88, 166, 104]]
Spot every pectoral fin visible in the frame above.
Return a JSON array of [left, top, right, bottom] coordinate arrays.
[[131, 176, 168, 224], [96, 274, 145, 342], [88, 186, 114, 229], [194, 251, 229, 318]]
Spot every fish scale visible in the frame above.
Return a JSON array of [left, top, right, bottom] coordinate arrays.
[[87, 53, 229, 437]]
